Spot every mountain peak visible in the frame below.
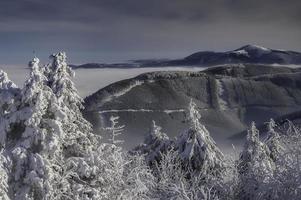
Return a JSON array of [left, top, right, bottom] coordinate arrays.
[[237, 44, 271, 52]]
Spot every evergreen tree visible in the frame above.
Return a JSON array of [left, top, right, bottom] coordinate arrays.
[[265, 118, 282, 161], [238, 122, 274, 200], [133, 120, 173, 165], [0, 70, 21, 148], [3, 57, 65, 199], [176, 99, 225, 176], [47, 52, 97, 157]]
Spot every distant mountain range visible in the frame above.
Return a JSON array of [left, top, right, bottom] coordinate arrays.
[[83, 63, 301, 150], [73, 45, 301, 69]]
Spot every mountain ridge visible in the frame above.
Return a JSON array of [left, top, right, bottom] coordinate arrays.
[[83, 63, 301, 150], [73, 45, 301, 69]]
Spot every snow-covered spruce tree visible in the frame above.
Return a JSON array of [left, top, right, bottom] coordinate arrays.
[[237, 122, 274, 200], [0, 70, 21, 148], [132, 120, 173, 165], [264, 118, 282, 161], [4, 57, 66, 199], [176, 99, 225, 176], [47, 52, 97, 157]]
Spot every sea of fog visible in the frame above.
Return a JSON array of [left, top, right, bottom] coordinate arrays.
[[0, 65, 207, 97]]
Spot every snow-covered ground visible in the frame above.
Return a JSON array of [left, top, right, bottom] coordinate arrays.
[[0, 65, 207, 97]]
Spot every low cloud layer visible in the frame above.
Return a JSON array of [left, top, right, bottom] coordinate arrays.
[[0, 0, 300, 65]]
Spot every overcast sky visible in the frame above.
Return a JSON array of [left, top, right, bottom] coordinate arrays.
[[0, 0, 300, 65]]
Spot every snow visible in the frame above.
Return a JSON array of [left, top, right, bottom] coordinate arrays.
[[231, 49, 250, 57], [99, 109, 186, 114], [243, 44, 271, 52], [216, 79, 228, 110], [133, 120, 172, 165], [176, 100, 225, 175], [101, 80, 144, 104]]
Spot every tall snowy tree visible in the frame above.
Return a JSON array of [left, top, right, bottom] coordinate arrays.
[[47, 52, 98, 157], [3, 57, 66, 199], [238, 122, 274, 200], [176, 99, 225, 176], [133, 120, 173, 165]]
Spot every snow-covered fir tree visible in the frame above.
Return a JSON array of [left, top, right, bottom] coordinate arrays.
[[265, 118, 282, 161], [238, 122, 275, 200], [47, 52, 98, 157], [176, 99, 225, 176], [2, 57, 66, 199], [133, 120, 173, 165], [0, 70, 21, 148]]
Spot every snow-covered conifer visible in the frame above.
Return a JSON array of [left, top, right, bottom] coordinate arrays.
[[265, 118, 282, 161], [0, 70, 20, 115], [133, 120, 173, 165], [0, 70, 21, 148], [47, 52, 97, 157], [238, 122, 274, 199], [176, 99, 225, 176], [4, 57, 65, 199]]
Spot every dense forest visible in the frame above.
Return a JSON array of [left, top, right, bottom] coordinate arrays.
[[1, 52, 301, 200]]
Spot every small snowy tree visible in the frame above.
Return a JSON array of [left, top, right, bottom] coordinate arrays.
[[132, 120, 173, 165], [238, 122, 274, 200], [176, 99, 225, 176], [106, 115, 125, 145], [264, 119, 282, 161]]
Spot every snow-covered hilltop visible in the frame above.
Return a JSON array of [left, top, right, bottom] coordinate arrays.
[[73, 45, 301, 69]]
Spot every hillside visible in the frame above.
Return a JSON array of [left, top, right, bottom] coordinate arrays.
[[84, 64, 301, 150]]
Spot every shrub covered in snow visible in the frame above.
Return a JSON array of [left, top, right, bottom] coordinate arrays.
[[132, 120, 173, 165]]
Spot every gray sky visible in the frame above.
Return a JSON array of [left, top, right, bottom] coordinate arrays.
[[0, 0, 300, 65]]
